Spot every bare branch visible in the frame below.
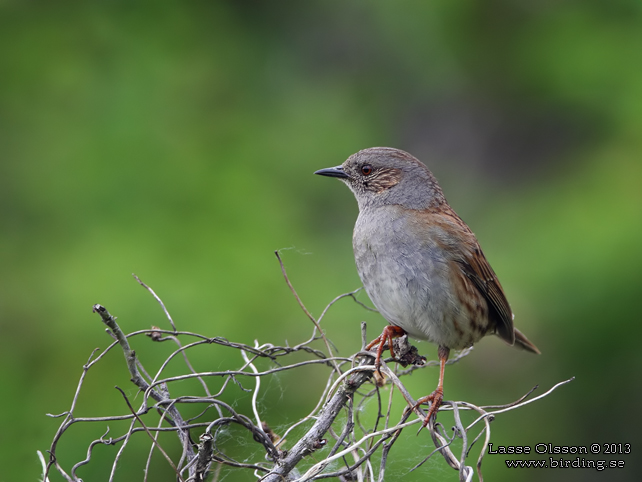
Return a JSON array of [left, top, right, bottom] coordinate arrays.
[[133, 273, 178, 332], [275, 250, 341, 375], [44, 278, 570, 482]]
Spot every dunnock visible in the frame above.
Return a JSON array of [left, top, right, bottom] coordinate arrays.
[[315, 147, 539, 424]]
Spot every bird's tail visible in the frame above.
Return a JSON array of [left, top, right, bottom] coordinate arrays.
[[513, 328, 541, 355]]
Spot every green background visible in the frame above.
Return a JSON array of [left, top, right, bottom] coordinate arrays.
[[1, 1, 640, 481]]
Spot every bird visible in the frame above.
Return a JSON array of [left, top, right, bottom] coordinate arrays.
[[315, 147, 540, 425]]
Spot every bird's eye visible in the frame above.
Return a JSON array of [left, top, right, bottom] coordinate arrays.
[[361, 164, 373, 176]]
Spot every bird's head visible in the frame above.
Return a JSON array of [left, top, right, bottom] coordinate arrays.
[[315, 147, 445, 210]]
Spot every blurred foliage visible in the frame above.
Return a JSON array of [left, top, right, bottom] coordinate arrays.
[[0, 0, 640, 481]]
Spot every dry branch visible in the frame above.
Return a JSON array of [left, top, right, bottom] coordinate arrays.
[[43, 266, 571, 482]]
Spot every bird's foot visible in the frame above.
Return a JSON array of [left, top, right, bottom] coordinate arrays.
[[365, 325, 406, 376], [414, 387, 444, 427]]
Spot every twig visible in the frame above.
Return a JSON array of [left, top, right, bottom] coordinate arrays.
[[115, 386, 185, 482], [92, 305, 196, 476], [133, 273, 178, 332], [45, 282, 570, 482], [275, 250, 341, 375], [260, 359, 375, 482]]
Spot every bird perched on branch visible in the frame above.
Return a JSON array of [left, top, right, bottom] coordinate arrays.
[[315, 147, 539, 425]]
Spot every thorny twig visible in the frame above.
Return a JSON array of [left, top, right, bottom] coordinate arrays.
[[43, 263, 570, 481]]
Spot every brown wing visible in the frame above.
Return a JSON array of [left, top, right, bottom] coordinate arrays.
[[457, 241, 515, 345], [430, 206, 515, 345]]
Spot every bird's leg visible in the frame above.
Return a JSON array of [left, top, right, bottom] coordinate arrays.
[[415, 345, 450, 426], [365, 325, 406, 375]]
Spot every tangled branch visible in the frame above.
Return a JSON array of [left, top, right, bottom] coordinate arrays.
[[42, 253, 572, 481]]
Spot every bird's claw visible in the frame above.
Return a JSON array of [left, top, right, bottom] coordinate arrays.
[[414, 387, 444, 427]]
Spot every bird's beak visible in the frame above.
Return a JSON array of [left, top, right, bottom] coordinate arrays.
[[314, 165, 350, 179]]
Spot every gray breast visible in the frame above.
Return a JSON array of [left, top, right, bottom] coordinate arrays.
[[352, 205, 475, 348]]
